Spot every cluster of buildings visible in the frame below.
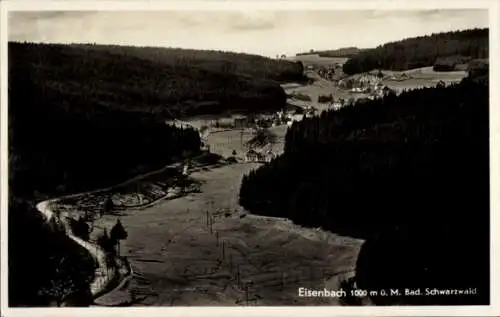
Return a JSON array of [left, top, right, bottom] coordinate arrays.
[[276, 106, 316, 126], [234, 107, 313, 130], [244, 149, 276, 163], [335, 73, 397, 101], [317, 66, 336, 81]]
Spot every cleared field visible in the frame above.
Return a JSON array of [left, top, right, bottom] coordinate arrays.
[[282, 76, 352, 113], [282, 65, 469, 114], [206, 125, 288, 159], [377, 66, 468, 92], [113, 163, 363, 306], [206, 129, 255, 159]]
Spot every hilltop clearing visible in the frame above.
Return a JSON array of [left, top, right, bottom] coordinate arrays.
[[286, 54, 348, 68], [296, 47, 366, 58], [342, 28, 488, 74]]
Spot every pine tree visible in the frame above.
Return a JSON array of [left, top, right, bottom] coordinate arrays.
[[110, 219, 128, 255]]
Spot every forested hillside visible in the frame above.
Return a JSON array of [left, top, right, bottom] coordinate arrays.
[[11, 42, 295, 306], [73, 44, 306, 84], [10, 43, 305, 119], [342, 28, 488, 74], [239, 71, 489, 305]]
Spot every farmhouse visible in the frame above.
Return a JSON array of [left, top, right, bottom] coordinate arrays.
[[167, 119, 197, 131], [382, 86, 394, 96], [234, 117, 251, 129], [332, 101, 343, 109], [286, 114, 304, 126], [436, 80, 446, 88], [305, 110, 316, 118], [256, 152, 265, 162], [245, 149, 259, 162], [265, 150, 276, 163]]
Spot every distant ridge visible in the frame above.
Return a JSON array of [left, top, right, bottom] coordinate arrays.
[[296, 47, 366, 58]]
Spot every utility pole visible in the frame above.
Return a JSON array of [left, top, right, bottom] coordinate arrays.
[[245, 282, 249, 305], [240, 128, 243, 149]]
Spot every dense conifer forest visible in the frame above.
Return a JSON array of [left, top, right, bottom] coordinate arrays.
[[342, 28, 488, 74], [8, 42, 304, 306], [239, 70, 489, 304], [72, 44, 307, 84], [10, 43, 305, 119]]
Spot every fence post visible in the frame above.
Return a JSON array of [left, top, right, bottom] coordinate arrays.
[[222, 241, 225, 260], [245, 283, 249, 306], [216, 232, 219, 247], [229, 253, 233, 273], [309, 266, 313, 287], [236, 265, 240, 288]]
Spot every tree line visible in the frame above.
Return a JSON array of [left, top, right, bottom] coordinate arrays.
[[239, 71, 489, 305], [342, 28, 488, 74]]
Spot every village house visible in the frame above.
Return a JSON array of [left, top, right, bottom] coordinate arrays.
[[265, 150, 276, 163], [286, 113, 305, 126], [245, 149, 259, 162], [305, 110, 315, 118], [167, 119, 197, 131], [256, 152, 266, 162], [332, 101, 343, 109], [234, 117, 250, 129], [436, 80, 446, 88]]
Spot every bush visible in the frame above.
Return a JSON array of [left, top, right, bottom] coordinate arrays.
[[195, 152, 223, 165], [289, 93, 312, 102], [69, 217, 90, 241], [317, 94, 334, 103]]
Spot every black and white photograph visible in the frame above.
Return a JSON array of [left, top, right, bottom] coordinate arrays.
[[1, 1, 498, 316]]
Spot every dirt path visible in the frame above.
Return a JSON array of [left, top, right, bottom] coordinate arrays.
[[115, 162, 363, 306]]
